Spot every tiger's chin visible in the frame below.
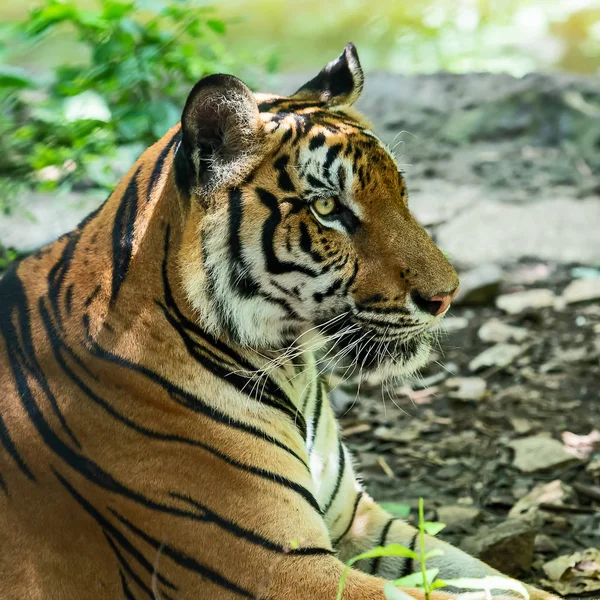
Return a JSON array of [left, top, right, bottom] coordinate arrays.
[[328, 331, 432, 384]]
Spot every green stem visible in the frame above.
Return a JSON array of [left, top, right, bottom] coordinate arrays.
[[418, 498, 430, 600]]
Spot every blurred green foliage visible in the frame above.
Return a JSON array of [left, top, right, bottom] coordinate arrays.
[[0, 0, 250, 212]]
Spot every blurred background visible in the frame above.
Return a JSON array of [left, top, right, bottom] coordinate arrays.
[[1, 1, 600, 592]]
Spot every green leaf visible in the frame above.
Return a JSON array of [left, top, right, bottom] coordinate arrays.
[[206, 19, 226, 34], [384, 582, 419, 600], [440, 576, 530, 599], [423, 521, 446, 536], [0, 66, 36, 89], [348, 544, 419, 567], [380, 503, 411, 518], [392, 568, 440, 588]]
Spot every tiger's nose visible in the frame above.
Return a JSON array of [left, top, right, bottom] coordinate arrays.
[[411, 287, 459, 316]]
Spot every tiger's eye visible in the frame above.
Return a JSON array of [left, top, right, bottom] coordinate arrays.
[[312, 197, 337, 216]]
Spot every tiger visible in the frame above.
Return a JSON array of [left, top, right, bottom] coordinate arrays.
[[0, 43, 558, 600]]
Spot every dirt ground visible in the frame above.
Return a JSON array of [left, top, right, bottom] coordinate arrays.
[[333, 261, 600, 594]]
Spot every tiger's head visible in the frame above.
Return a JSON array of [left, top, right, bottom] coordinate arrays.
[[176, 43, 459, 381]]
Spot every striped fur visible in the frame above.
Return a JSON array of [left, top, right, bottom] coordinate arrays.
[[0, 44, 555, 600]]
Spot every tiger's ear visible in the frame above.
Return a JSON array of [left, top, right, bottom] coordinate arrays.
[[292, 42, 364, 107], [178, 73, 263, 195]]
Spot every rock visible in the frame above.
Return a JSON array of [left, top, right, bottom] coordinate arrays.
[[461, 519, 535, 576], [373, 426, 420, 443], [468, 343, 522, 372], [436, 198, 600, 268], [507, 435, 581, 473], [509, 418, 534, 435], [454, 264, 503, 305], [478, 318, 528, 343], [496, 289, 557, 314], [446, 377, 487, 401], [436, 316, 469, 333], [562, 278, 600, 304], [534, 534, 557, 554], [542, 548, 600, 596], [436, 505, 482, 533], [509, 480, 575, 521], [0, 191, 105, 253]]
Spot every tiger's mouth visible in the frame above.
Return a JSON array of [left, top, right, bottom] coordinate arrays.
[[317, 313, 432, 382]]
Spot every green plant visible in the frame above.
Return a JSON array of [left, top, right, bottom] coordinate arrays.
[[0, 0, 264, 204], [336, 498, 530, 600]]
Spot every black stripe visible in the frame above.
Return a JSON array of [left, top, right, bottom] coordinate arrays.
[[274, 155, 295, 192], [257, 188, 320, 278], [47, 230, 81, 330], [111, 166, 140, 303], [111, 510, 255, 598], [107, 533, 156, 600], [322, 143, 343, 182], [397, 533, 418, 578], [40, 300, 317, 514], [54, 470, 179, 590], [65, 283, 74, 315], [333, 492, 363, 545], [370, 518, 397, 574], [158, 302, 305, 434], [307, 382, 324, 452], [299, 222, 325, 263], [0, 472, 7, 495], [323, 439, 345, 513], [119, 570, 137, 600], [355, 304, 410, 315], [148, 130, 181, 201], [228, 188, 261, 298], [172, 494, 331, 555], [81, 318, 318, 503], [84, 284, 101, 308]]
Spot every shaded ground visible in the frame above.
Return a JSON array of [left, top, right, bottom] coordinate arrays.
[[333, 262, 600, 594]]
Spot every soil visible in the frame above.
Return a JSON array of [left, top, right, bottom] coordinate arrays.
[[335, 262, 600, 592]]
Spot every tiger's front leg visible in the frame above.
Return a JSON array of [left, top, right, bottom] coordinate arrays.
[[308, 387, 559, 600]]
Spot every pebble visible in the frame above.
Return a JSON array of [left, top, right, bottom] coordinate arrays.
[[509, 480, 575, 521], [461, 519, 535, 576], [468, 343, 522, 372], [454, 264, 503, 305], [446, 376, 487, 401], [436, 505, 482, 532], [507, 435, 581, 473], [436, 316, 469, 333], [534, 534, 558, 554], [562, 278, 600, 304], [496, 289, 557, 314], [478, 318, 529, 343]]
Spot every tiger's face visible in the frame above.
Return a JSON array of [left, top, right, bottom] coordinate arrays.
[[177, 44, 459, 380]]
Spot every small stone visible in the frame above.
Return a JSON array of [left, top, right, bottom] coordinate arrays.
[[436, 316, 469, 333], [496, 289, 556, 314], [509, 418, 534, 435], [509, 480, 575, 521], [454, 264, 503, 305], [373, 426, 420, 443], [507, 435, 581, 473], [446, 377, 487, 401], [562, 278, 600, 304], [478, 318, 529, 343], [468, 343, 522, 372], [436, 505, 482, 533], [461, 519, 535, 576], [534, 534, 557, 554]]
